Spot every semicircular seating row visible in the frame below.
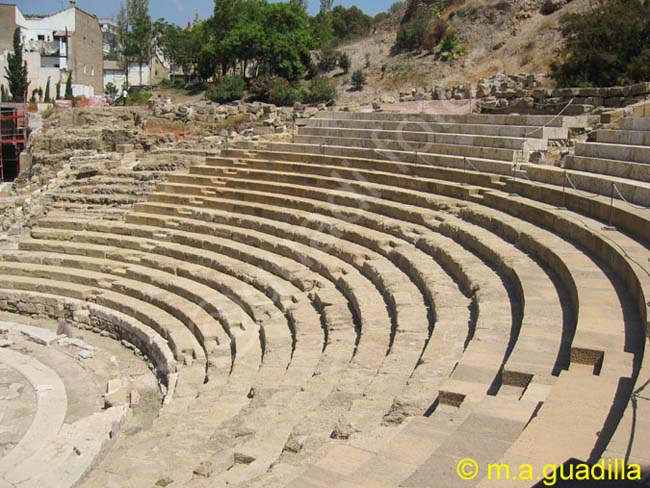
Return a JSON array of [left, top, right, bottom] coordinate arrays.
[[0, 111, 648, 487], [0, 343, 126, 488]]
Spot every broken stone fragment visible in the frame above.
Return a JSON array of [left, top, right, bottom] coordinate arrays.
[[283, 435, 303, 454], [79, 350, 94, 360], [330, 418, 359, 440], [192, 461, 213, 478], [234, 452, 256, 465]]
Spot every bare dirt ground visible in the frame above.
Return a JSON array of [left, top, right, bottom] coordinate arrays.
[[331, 0, 593, 104]]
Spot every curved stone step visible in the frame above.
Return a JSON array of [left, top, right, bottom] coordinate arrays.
[[194, 152, 644, 476], [0, 270, 203, 365], [135, 191, 514, 426], [576, 141, 650, 164], [565, 155, 650, 184], [29, 219, 351, 366], [125, 208, 394, 370], [0, 250, 236, 365], [225, 145, 650, 247], [526, 163, 650, 206], [0, 290, 177, 389], [203, 154, 635, 375], [300, 124, 536, 150], [0, 347, 68, 482], [138, 193, 429, 364], [306, 115, 564, 139], [227, 142, 516, 177], [593, 128, 650, 147], [294, 133, 518, 162], [313, 111, 567, 128], [190, 168, 569, 397]]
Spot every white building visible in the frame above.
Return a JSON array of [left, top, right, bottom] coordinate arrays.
[[104, 53, 171, 91], [99, 18, 118, 55], [0, 1, 103, 99]]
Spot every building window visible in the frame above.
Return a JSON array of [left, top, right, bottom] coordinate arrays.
[[83, 65, 87, 75], [91, 66, 95, 76], [37, 35, 45, 41]]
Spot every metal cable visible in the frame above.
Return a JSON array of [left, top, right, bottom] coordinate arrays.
[[524, 98, 576, 137], [613, 183, 650, 211], [565, 172, 602, 198]]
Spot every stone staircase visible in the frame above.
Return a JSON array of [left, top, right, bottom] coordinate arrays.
[[0, 110, 648, 487]]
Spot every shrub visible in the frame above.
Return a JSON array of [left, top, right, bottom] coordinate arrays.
[[338, 52, 351, 74], [436, 34, 464, 61], [159, 78, 172, 88], [302, 77, 337, 104], [393, 1, 448, 53], [550, 0, 650, 87], [351, 69, 366, 91], [249, 75, 287, 102], [65, 72, 74, 100], [268, 84, 303, 106], [105, 82, 118, 96], [625, 48, 650, 84], [318, 49, 340, 73], [394, 24, 420, 52], [126, 90, 153, 106], [206, 76, 246, 103], [249, 75, 302, 106]]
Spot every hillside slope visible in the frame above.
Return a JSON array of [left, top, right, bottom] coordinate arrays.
[[335, 0, 593, 101]]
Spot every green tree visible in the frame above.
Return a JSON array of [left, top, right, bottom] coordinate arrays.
[[211, 0, 276, 78], [44, 77, 51, 103], [261, 2, 315, 80], [128, 0, 152, 86], [290, 0, 308, 10], [117, 2, 134, 88], [311, 11, 334, 47], [338, 52, 351, 73], [155, 21, 194, 81], [320, 0, 333, 13], [65, 71, 74, 100], [550, 0, 650, 87], [4, 28, 29, 102], [351, 69, 366, 91], [331, 6, 373, 42]]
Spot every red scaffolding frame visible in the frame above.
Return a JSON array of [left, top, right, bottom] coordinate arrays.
[[0, 104, 29, 181]]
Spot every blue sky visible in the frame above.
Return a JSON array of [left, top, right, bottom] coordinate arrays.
[[15, 0, 392, 25]]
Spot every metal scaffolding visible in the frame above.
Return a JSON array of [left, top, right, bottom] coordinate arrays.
[[0, 104, 28, 182]]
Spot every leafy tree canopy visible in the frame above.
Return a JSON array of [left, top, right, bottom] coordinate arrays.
[[551, 0, 650, 87]]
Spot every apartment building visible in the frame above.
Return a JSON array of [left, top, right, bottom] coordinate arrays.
[[0, 0, 103, 98]]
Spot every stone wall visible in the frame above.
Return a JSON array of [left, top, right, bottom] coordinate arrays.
[[475, 77, 650, 116], [397, 73, 650, 116], [150, 99, 322, 137]]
